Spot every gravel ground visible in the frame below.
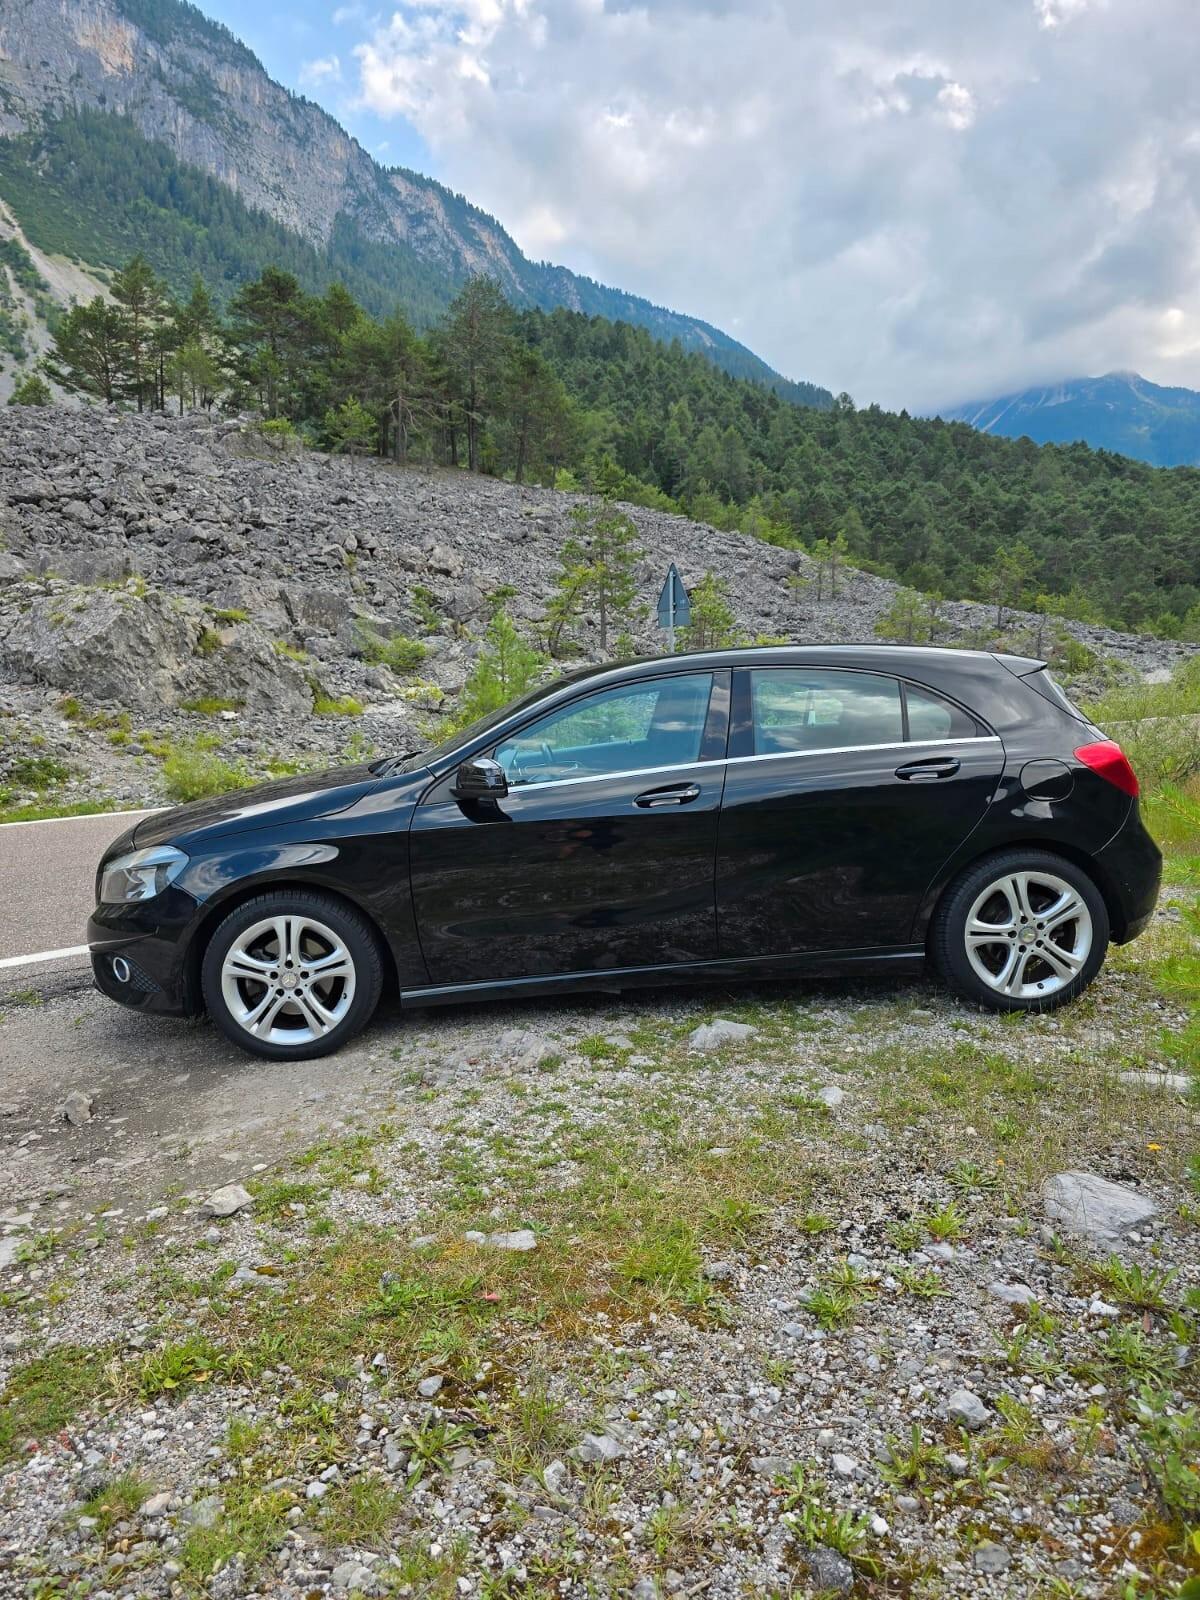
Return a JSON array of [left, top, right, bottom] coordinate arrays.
[[1, 885, 1197, 1599]]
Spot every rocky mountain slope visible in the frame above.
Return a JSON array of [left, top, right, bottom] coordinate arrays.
[[942, 371, 1200, 468], [0, 0, 827, 405], [0, 406, 1190, 816]]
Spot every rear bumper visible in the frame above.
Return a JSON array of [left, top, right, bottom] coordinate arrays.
[[1094, 802, 1162, 944]]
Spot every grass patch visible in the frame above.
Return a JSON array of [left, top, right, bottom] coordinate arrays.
[[81, 1470, 153, 1534], [313, 693, 364, 717], [0, 796, 121, 824], [179, 696, 243, 715], [0, 1345, 112, 1460]]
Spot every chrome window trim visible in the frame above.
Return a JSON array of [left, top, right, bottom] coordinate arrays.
[[500, 735, 1001, 797]]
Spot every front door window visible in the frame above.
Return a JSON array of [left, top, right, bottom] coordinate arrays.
[[494, 672, 714, 786]]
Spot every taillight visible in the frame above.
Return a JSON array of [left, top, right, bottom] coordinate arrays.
[[1074, 740, 1139, 798]]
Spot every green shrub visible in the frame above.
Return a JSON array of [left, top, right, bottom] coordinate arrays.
[[355, 626, 426, 674], [162, 744, 247, 802]]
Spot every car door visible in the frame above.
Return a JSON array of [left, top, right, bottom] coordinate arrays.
[[408, 669, 729, 987], [715, 666, 1004, 957]]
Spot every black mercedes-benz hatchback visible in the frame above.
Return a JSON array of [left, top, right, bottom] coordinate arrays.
[[89, 645, 1161, 1059]]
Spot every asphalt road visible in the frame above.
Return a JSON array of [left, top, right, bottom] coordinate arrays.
[[0, 809, 157, 990]]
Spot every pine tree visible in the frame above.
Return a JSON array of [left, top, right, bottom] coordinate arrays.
[[45, 298, 127, 403], [552, 503, 644, 656], [436, 277, 512, 472], [110, 254, 166, 411], [451, 607, 545, 730], [680, 571, 739, 650], [7, 370, 52, 406], [324, 396, 376, 458]]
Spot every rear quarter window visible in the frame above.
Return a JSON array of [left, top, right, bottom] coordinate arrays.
[[905, 685, 981, 741]]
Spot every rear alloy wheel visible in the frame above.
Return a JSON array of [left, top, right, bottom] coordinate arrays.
[[202, 890, 384, 1059], [932, 849, 1109, 1013]]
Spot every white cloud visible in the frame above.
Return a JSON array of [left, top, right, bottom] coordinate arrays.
[[299, 52, 342, 87], [340, 0, 1200, 409]]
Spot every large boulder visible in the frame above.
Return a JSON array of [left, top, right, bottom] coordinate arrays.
[[182, 624, 312, 717], [0, 585, 195, 708]]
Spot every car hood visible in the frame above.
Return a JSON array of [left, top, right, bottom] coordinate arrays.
[[133, 764, 380, 849]]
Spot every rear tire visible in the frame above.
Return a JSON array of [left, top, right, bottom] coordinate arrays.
[[201, 889, 384, 1060], [931, 849, 1109, 1013]]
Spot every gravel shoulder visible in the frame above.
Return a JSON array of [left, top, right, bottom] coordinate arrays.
[[1, 880, 1197, 1599]]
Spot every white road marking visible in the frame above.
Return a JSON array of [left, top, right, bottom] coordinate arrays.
[[0, 808, 164, 831], [0, 944, 91, 970]]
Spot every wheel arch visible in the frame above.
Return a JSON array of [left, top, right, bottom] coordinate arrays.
[[182, 874, 400, 1015], [918, 836, 1127, 949]]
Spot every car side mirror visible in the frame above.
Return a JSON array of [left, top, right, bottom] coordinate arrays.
[[453, 756, 508, 801]]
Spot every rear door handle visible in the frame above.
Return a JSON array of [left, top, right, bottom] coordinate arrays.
[[634, 783, 701, 808], [895, 757, 961, 781]]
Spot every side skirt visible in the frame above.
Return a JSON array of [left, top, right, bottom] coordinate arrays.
[[400, 946, 926, 1009]]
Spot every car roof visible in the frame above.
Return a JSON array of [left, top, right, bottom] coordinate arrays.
[[557, 643, 1035, 684]]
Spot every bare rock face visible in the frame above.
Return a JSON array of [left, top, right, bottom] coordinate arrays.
[[181, 624, 311, 719], [1, 586, 196, 708]]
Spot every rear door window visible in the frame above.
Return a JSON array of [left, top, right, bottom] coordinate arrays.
[[745, 670, 904, 755]]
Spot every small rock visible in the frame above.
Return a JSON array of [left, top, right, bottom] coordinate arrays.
[[816, 1085, 845, 1109], [1042, 1170, 1157, 1244], [947, 1388, 990, 1431], [631, 1579, 659, 1600], [1118, 1070, 1192, 1092], [805, 1545, 854, 1597], [831, 1452, 858, 1477], [989, 1281, 1035, 1305], [543, 1459, 569, 1496], [59, 1090, 95, 1126], [200, 1183, 253, 1218], [487, 1229, 537, 1252], [140, 1491, 172, 1517], [418, 1375, 444, 1398], [1088, 1296, 1120, 1319], [973, 1540, 1011, 1574], [144, 1206, 169, 1223], [687, 1018, 756, 1052], [332, 1561, 378, 1596], [305, 1480, 328, 1500], [576, 1432, 626, 1463], [182, 1495, 220, 1529]]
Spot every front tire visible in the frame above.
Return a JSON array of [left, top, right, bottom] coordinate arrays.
[[201, 890, 384, 1059], [932, 849, 1109, 1013]]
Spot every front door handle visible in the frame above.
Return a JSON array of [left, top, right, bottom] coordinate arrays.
[[634, 783, 701, 808], [895, 756, 961, 781]]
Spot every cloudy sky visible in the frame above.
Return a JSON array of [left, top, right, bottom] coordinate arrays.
[[198, 0, 1200, 411]]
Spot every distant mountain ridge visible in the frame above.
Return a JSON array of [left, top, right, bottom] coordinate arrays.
[[0, 0, 830, 408], [942, 371, 1200, 467]]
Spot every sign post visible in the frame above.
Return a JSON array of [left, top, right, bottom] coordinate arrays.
[[656, 564, 691, 654]]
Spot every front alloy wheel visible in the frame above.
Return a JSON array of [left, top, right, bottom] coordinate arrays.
[[202, 891, 384, 1059], [933, 849, 1109, 1013]]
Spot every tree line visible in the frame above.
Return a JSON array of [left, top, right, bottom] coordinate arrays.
[[16, 254, 1200, 639]]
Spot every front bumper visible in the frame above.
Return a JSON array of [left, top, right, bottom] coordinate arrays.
[[87, 885, 201, 1017]]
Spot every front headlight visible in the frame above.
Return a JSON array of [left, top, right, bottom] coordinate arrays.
[[99, 845, 189, 905]]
